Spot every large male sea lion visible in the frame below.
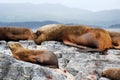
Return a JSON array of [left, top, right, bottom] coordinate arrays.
[[102, 68, 120, 80], [8, 42, 59, 68], [34, 24, 112, 52], [0, 27, 33, 41]]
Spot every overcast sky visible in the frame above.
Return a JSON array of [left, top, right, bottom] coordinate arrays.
[[0, 0, 120, 11]]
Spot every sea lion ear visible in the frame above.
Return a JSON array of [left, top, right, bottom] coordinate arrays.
[[36, 31, 41, 36]]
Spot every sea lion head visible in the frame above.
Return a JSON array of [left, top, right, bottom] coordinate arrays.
[[33, 24, 62, 44], [101, 69, 108, 77], [33, 30, 47, 45], [101, 68, 120, 80], [8, 42, 23, 52]]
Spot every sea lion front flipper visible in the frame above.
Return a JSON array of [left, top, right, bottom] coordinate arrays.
[[63, 40, 87, 49], [6, 33, 17, 40], [29, 56, 40, 63], [46, 65, 59, 68]]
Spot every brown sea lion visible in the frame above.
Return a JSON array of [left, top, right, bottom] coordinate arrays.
[[34, 24, 112, 52], [108, 31, 120, 37], [108, 31, 120, 49], [0, 27, 34, 41], [102, 68, 120, 80], [8, 42, 59, 68]]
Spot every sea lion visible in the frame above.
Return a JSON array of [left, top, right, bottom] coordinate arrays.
[[102, 68, 120, 80], [108, 31, 120, 37], [34, 24, 112, 52], [0, 27, 34, 41], [8, 42, 59, 68], [108, 31, 120, 49]]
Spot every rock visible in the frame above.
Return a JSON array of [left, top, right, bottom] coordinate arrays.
[[0, 41, 7, 51], [58, 58, 69, 69], [19, 40, 36, 48], [0, 53, 74, 80], [0, 40, 120, 80], [0, 41, 12, 55], [40, 41, 120, 80], [99, 77, 110, 80]]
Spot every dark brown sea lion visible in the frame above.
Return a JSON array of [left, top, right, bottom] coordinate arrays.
[[34, 24, 112, 52], [0, 27, 34, 41], [8, 42, 59, 68], [102, 68, 120, 80]]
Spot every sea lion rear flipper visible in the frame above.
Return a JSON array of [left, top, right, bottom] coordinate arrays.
[[113, 45, 120, 49], [80, 48, 102, 52], [63, 40, 87, 49], [63, 40, 102, 52]]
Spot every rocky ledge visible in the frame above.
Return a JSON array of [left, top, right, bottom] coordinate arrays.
[[0, 40, 120, 80]]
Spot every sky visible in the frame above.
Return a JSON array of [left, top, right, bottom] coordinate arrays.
[[0, 0, 120, 11]]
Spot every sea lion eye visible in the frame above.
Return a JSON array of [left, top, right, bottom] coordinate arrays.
[[36, 31, 41, 36]]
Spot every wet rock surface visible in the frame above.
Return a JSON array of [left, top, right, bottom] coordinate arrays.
[[0, 40, 120, 80]]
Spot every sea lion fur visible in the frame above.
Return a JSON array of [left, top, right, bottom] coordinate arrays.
[[102, 68, 120, 80], [8, 42, 59, 68], [0, 27, 33, 41], [34, 24, 112, 52]]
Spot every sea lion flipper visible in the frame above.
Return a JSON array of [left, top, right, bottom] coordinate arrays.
[[46, 65, 59, 68], [6, 33, 17, 40], [63, 40, 87, 49], [113, 45, 120, 49], [29, 56, 40, 63], [81, 48, 102, 52]]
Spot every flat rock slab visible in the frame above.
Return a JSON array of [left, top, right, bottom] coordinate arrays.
[[0, 53, 74, 80], [0, 40, 120, 80]]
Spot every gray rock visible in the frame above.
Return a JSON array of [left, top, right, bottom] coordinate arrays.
[[19, 40, 36, 48], [99, 77, 110, 80], [0, 41, 7, 51], [0, 40, 120, 80], [0, 53, 74, 80]]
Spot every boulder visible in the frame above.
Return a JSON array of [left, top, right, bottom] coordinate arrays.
[[0, 40, 120, 80]]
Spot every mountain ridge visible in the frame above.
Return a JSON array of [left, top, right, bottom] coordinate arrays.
[[0, 3, 120, 27], [0, 21, 60, 29]]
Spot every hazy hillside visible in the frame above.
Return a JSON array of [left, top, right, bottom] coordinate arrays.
[[109, 24, 120, 28], [0, 21, 60, 29], [0, 3, 120, 27]]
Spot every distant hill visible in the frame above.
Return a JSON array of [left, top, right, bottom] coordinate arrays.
[[0, 3, 120, 27], [0, 21, 60, 29], [109, 24, 120, 28], [0, 21, 119, 29]]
